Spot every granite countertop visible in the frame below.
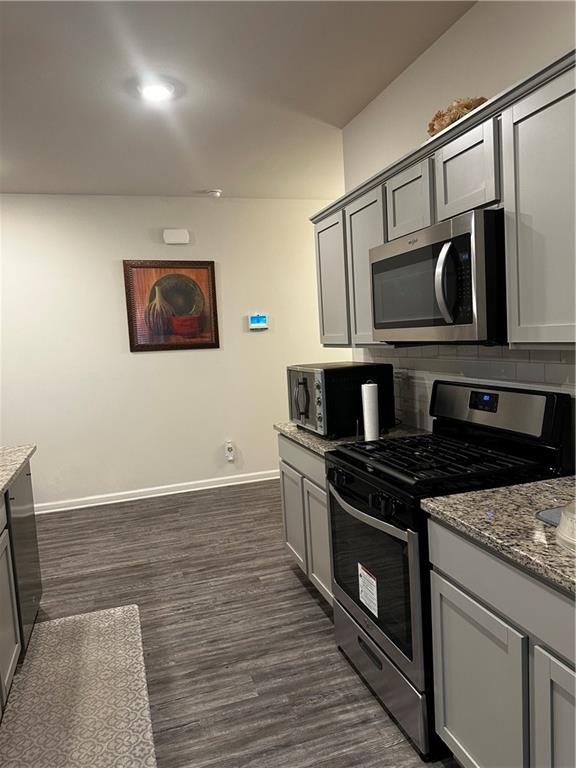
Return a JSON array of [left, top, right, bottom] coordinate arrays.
[[274, 421, 425, 456], [0, 445, 37, 495], [423, 476, 576, 596]]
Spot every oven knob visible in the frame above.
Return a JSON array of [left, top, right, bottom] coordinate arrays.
[[315, 382, 321, 390], [316, 397, 322, 406]]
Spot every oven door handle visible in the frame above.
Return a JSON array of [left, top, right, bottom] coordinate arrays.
[[328, 484, 408, 542], [434, 240, 454, 324]]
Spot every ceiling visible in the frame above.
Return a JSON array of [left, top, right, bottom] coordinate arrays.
[[0, 2, 473, 198]]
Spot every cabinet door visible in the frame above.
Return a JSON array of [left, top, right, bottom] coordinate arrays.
[[303, 479, 332, 604], [0, 528, 21, 707], [315, 211, 350, 345], [345, 187, 384, 345], [7, 464, 42, 652], [435, 118, 499, 220], [533, 645, 576, 768], [279, 461, 307, 573], [385, 159, 432, 240], [431, 571, 528, 768], [503, 70, 575, 343]]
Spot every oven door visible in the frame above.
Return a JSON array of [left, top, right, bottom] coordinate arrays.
[[329, 483, 425, 689], [288, 369, 321, 434], [370, 211, 486, 343]]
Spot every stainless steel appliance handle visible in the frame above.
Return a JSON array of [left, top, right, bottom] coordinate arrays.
[[293, 384, 301, 418], [329, 484, 408, 542], [295, 379, 309, 417], [434, 241, 454, 324]]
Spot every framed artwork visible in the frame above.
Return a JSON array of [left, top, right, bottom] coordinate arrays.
[[123, 260, 219, 352]]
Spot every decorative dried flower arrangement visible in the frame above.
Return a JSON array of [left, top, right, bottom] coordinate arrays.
[[427, 97, 488, 137]]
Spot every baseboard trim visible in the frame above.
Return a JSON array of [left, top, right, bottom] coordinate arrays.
[[35, 469, 280, 514]]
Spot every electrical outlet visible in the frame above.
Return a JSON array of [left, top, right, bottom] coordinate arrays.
[[225, 440, 235, 462]]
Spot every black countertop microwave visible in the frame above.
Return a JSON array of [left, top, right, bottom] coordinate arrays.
[[287, 362, 395, 438], [369, 209, 506, 344]]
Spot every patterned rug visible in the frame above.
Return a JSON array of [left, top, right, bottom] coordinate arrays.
[[0, 605, 157, 767]]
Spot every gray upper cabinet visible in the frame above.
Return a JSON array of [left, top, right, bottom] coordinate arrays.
[[502, 70, 575, 343], [315, 211, 350, 345], [345, 187, 384, 345], [385, 159, 433, 240], [279, 460, 307, 573], [303, 479, 332, 604], [0, 528, 21, 708], [431, 571, 528, 768], [533, 645, 576, 768], [435, 118, 499, 221]]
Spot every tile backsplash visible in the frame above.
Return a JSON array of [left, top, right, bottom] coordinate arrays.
[[355, 345, 575, 431]]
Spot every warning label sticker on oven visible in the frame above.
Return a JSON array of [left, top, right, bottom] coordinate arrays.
[[358, 563, 378, 618]]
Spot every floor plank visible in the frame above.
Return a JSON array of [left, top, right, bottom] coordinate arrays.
[[34, 480, 455, 768]]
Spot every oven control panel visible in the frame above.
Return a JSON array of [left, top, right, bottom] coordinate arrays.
[[469, 390, 499, 413]]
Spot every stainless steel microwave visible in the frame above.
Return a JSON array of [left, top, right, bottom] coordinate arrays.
[[369, 209, 506, 344], [287, 362, 395, 438]]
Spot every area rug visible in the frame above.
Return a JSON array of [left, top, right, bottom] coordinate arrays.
[[0, 604, 157, 767]]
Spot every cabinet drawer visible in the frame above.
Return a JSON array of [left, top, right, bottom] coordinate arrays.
[[278, 435, 326, 488], [428, 520, 575, 664]]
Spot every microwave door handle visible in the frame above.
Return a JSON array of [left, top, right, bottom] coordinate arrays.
[[328, 484, 408, 542], [293, 384, 301, 418], [295, 379, 308, 417], [434, 241, 454, 324], [302, 380, 310, 418]]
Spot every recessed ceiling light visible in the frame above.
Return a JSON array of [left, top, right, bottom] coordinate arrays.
[[138, 79, 175, 103]]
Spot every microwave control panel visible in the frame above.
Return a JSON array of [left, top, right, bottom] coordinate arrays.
[[314, 372, 325, 429]]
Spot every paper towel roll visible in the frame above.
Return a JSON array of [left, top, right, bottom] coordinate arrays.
[[362, 382, 379, 441]]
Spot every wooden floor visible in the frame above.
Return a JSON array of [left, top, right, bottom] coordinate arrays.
[[35, 480, 455, 768]]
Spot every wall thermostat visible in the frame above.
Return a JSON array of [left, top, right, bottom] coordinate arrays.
[[162, 228, 190, 245], [248, 313, 269, 331]]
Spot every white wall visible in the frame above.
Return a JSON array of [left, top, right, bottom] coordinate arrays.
[[0, 195, 349, 508], [343, 1, 576, 189]]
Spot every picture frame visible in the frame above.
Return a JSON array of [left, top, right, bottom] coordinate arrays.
[[123, 260, 220, 352]]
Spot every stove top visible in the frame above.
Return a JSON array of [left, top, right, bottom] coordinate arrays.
[[336, 433, 540, 489]]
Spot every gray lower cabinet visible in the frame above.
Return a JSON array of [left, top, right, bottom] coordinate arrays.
[[278, 437, 333, 604], [302, 479, 331, 602], [533, 645, 576, 768], [279, 460, 307, 572], [430, 571, 528, 768], [502, 69, 575, 343], [385, 158, 433, 240], [345, 187, 384, 345], [315, 211, 350, 346], [435, 118, 499, 221], [0, 527, 21, 711]]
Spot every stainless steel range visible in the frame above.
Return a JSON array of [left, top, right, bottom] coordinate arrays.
[[326, 381, 573, 759]]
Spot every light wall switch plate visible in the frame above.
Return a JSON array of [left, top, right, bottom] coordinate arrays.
[[162, 228, 190, 245]]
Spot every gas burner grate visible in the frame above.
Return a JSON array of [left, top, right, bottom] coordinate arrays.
[[342, 434, 537, 486]]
